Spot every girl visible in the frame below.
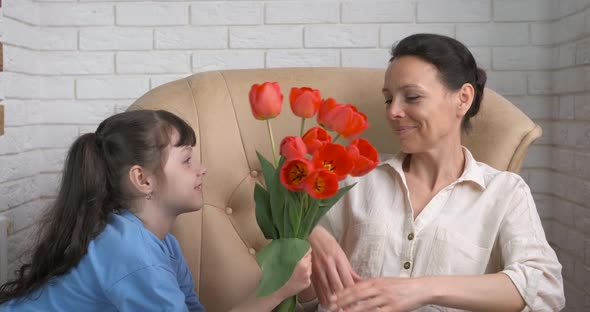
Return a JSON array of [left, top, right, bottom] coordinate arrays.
[[0, 110, 312, 311]]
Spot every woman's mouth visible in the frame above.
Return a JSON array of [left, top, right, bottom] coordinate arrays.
[[394, 126, 417, 136]]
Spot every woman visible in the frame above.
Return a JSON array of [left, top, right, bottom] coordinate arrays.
[[307, 34, 565, 311], [0, 110, 312, 311]]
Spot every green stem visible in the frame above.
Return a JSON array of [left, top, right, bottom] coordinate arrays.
[[294, 196, 303, 238], [333, 133, 341, 143], [267, 119, 278, 167], [296, 193, 308, 238], [299, 118, 306, 137]]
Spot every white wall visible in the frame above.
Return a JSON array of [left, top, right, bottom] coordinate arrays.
[[0, 0, 589, 310], [539, 3, 590, 310]]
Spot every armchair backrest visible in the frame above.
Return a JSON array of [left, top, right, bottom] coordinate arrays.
[[128, 68, 541, 312]]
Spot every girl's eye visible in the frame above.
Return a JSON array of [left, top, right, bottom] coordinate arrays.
[[184, 157, 191, 164], [406, 96, 421, 103], [384, 99, 393, 106]]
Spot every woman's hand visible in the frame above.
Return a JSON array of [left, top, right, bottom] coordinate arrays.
[[308, 226, 361, 305], [278, 249, 313, 298], [328, 277, 430, 312]]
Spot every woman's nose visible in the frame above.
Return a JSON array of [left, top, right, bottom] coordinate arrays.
[[387, 100, 404, 119]]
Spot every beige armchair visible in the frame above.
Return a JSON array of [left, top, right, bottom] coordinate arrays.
[[128, 68, 541, 312]]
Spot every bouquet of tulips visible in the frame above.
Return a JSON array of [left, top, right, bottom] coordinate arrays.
[[249, 82, 379, 312]]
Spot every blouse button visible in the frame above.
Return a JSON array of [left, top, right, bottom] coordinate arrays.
[[403, 262, 411, 270], [407, 233, 414, 240], [249, 248, 256, 255], [225, 207, 233, 215], [250, 170, 259, 177]]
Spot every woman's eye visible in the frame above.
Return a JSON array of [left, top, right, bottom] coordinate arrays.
[[184, 157, 191, 164], [406, 96, 420, 103], [384, 99, 393, 105]]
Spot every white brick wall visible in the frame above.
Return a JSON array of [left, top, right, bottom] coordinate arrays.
[[77, 77, 149, 99], [266, 50, 340, 68], [493, 0, 558, 22], [116, 3, 188, 26], [265, 2, 339, 24], [38, 52, 114, 75], [548, 4, 590, 309], [191, 2, 263, 26], [341, 1, 414, 23], [192, 50, 264, 72], [457, 23, 530, 46], [80, 28, 153, 51], [41, 3, 114, 26], [231, 26, 303, 48], [155, 27, 228, 50], [380, 24, 455, 47], [1, 0, 590, 308], [116, 52, 191, 74], [417, 0, 491, 23], [305, 25, 379, 48]]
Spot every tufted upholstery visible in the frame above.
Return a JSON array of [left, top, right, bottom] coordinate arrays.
[[128, 67, 542, 312]]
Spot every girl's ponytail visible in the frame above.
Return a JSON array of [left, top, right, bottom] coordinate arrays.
[[0, 132, 112, 303]]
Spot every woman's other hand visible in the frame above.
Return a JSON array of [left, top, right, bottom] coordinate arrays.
[[308, 226, 361, 305], [328, 277, 429, 312]]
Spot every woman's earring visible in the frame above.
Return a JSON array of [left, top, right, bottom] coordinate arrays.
[[145, 192, 153, 200]]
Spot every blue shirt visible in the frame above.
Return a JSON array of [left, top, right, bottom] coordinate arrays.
[[2, 211, 206, 312]]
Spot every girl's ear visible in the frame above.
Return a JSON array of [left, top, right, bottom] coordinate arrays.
[[128, 165, 155, 196], [456, 83, 475, 118]]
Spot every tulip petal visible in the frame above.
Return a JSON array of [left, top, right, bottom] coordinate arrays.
[[304, 169, 339, 199], [302, 126, 332, 155], [312, 143, 354, 180], [347, 138, 379, 176], [280, 158, 313, 191]]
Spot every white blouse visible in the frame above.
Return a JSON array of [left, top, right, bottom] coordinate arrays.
[[318, 147, 565, 312]]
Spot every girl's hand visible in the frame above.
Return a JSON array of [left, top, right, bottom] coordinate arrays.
[[328, 277, 430, 312], [278, 249, 312, 298]]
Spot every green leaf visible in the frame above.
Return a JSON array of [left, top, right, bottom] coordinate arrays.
[[284, 191, 300, 238], [256, 238, 310, 297], [257, 151, 276, 187], [254, 183, 278, 239], [308, 183, 357, 232], [273, 296, 297, 312]]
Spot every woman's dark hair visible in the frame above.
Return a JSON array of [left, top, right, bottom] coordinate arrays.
[[390, 33, 487, 132], [0, 110, 196, 303]]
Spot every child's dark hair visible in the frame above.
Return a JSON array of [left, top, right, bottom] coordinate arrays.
[[390, 33, 487, 132], [0, 110, 196, 303]]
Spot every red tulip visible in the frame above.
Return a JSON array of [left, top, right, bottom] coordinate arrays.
[[302, 127, 332, 155], [347, 138, 379, 177], [312, 143, 353, 180], [280, 136, 307, 160], [290, 87, 322, 118], [304, 169, 339, 199], [249, 82, 283, 120], [317, 98, 339, 127], [323, 104, 369, 139], [280, 158, 313, 191]]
